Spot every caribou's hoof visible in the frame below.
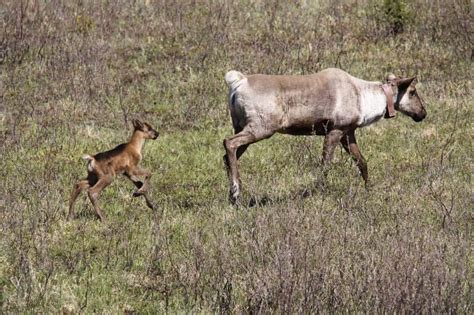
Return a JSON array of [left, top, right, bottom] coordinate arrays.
[[301, 188, 312, 198], [229, 185, 240, 205], [230, 197, 239, 205], [229, 193, 238, 205], [133, 191, 144, 197], [364, 181, 373, 192], [315, 178, 327, 192]]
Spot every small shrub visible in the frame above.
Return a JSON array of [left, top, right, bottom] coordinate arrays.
[[383, 0, 412, 35]]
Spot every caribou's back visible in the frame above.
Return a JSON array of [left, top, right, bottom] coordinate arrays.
[[230, 68, 380, 134]]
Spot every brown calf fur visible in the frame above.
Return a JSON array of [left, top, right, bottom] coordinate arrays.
[[68, 119, 159, 222]]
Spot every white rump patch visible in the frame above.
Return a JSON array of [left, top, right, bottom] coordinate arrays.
[[225, 70, 247, 91], [225, 70, 244, 86], [225, 70, 247, 107]]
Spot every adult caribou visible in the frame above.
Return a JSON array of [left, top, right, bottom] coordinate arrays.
[[223, 68, 426, 204]]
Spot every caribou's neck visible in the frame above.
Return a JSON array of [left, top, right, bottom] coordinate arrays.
[[357, 85, 391, 127]]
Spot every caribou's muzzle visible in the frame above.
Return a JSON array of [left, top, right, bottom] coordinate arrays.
[[413, 109, 427, 122]]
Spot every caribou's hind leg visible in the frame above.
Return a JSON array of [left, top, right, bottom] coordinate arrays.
[[314, 129, 345, 189], [340, 130, 369, 186], [223, 128, 274, 204], [322, 129, 345, 164]]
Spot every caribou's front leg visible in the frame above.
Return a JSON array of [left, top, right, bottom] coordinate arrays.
[[340, 130, 369, 186]]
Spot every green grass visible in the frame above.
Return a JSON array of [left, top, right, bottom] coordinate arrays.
[[1, 0, 472, 313]]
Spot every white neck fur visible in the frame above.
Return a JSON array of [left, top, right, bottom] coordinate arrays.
[[358, 87, 389, 127]]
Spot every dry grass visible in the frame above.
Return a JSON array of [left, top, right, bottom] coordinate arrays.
[[1, 0, 472, 313]]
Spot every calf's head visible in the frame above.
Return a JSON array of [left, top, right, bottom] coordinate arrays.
[[132, 119, 159, 139], [388, 74, 427, 122]]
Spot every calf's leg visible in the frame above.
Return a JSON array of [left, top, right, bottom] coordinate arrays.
[[68, 173, 98, 220], [87, 175, 113, 222], [68, 179, 90, 220], [125, 172, 155, 210], [128, 167, 152, 196]]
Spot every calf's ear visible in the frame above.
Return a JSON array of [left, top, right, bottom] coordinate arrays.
[[132, 119, 144, 130]]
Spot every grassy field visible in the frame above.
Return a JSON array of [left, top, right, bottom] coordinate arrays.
[[1, 0, 472, 313]]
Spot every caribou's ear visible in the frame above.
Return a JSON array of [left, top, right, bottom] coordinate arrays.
[[387, 73, 397, 82], [132, 119, 144, 130], [397, 77, 416, 89]]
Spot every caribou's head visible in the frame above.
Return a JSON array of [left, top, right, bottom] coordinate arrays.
[[387, 74, 427, 122]]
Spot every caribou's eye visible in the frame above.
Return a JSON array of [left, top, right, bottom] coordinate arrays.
[[410, 90, 417, 97]]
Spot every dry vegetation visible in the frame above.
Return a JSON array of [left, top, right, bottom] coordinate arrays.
[[0, 0, 472, 313]]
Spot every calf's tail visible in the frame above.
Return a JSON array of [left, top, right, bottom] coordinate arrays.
[[82, 154, 96, 172]]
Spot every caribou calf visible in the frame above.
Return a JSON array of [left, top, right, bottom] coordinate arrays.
[[223, 68, 426, 204], [69, 119, 159, 221]]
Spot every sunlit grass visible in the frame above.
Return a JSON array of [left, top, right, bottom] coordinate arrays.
[[1, 0, 471, 313]]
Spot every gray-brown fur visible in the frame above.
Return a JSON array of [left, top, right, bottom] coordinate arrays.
[[68, 119, 159, 222], [223, 68, 426, 204]]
